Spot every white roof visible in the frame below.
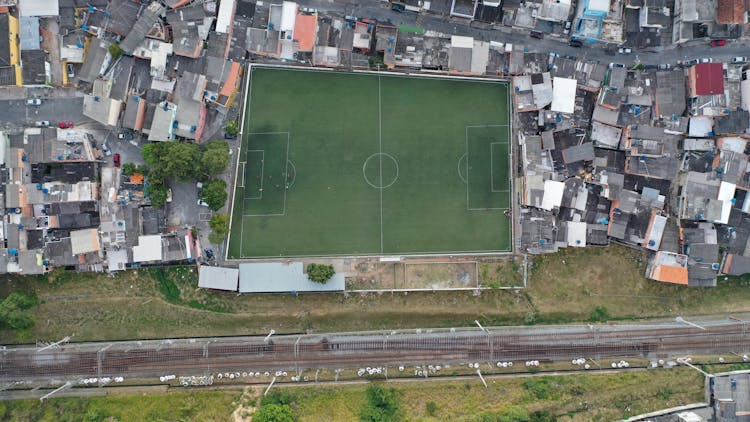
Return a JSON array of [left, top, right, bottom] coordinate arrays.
[[451, 35, 474, 49], [541, 180, 565, 210], [198, 266, 239, 291], [20, 0, 59, 17], [719, 136, 747, 153], [688, 116, 713, 137], [566, 221, 587, 247], [215, 0, 236, 34], [645, 214, 667, 250], [587, 0, 610, 12], [132, 235, 163, 263], [717, 181, 736, 225], [70, 229, 101, 255], [280, 1, 298, 32], [107, 249, 128, 272], [239, 262, 345, 293], [551, 77, 577, 114]]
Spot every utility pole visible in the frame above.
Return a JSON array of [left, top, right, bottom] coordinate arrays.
[[36, 336, 71, 352], [39, 382, 72, 402]]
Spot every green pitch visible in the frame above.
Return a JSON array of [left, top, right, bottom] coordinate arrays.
[[227, 66, 511, 258]]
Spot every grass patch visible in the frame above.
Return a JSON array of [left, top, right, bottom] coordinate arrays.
[[268, 368, 703, 421], [1, 390, 239, 422]]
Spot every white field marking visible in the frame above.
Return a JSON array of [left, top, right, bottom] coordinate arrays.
[[378, 70, 384, 254], [244, 150, 264, 199], [242, 134, 290, 217], [466, 126, 511, 210]]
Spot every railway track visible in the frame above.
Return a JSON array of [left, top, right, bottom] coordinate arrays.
[[2, 321, 750, 382]]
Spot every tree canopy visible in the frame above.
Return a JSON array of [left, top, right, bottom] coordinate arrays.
[[199, 179, 228, 211], [306, 264, 335, 284], [147, 183, 169, 207], [142, 142, 201, 182], [360, 385, 401, 422], [200, 141, 230, 176]]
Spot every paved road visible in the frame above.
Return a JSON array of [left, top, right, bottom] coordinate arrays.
[[0, 97, 85, 130], [291, 0, 750, 66], [2, 320, 748, 382]]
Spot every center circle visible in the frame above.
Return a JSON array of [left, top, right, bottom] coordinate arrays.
[[363, 153, 399, 189]]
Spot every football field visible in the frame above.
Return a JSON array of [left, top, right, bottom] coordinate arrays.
[[227, 66, 512, 258]]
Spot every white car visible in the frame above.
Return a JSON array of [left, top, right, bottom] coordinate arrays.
[[618, 47, 632, 54], [197, 199, 209, 207], [732, 56, 748, 64], [699, 58, 713, 63], [34, 120, 50, 126], [26, 98, 41, 106]]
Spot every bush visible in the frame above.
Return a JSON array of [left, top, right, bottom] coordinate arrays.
[[360, 385, 401, 422], [224, 120, 239, 137], [208, 214, 230, 244], [199, 179, 228, 211], [122, 162, 137, 176], [590, 305, 610, 322], [0, 292, 38, 331], [425, 401, 437, 416], [108, 43, 123, 59], [254, 403, 294, 422], [306, 263, 335, 284]]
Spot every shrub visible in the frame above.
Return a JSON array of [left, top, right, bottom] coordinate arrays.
[[590, 306, 610, 322], [360, 385, 401, 422], [306, 263, 335, 284]]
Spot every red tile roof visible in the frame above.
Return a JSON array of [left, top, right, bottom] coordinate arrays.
[[717, 0, 746, 23], [294, 14, 317, 52], [692, 63, 724, 96]]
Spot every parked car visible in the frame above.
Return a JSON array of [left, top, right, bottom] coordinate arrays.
[[732, 56, 748, 64], [618, 47, 632, 54], [26, 98, 41, 106], [58, 121, 74, 129], [66, 63, 75, 78], [530, 30, 544, 39], [34, 121, 50, 127], [197, 199, 209, 207], [710, 39, 726, 47], [113, 153, 120, 167], [608, 63, 625, 69], [117, 131, 133, 140], [657, 63, 672, 70], [563, 21, 571, 35], [568, 39, 583, 47], [699, 57, 713, 63]]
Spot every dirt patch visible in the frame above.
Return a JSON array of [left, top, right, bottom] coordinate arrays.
[[404, 262, 476, 289], [478, 256, 524, 288], [231, 386, 261, 422]]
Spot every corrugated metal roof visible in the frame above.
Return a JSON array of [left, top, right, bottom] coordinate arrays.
[[199, 266, 239, 291], [239, 262, 345, 293]]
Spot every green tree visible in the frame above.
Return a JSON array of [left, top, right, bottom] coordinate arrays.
[[201, 141, 230, 175], [360, 385, 401, 422], [224, 120, 239, 137], [0, 292, 38, 331], [147, 183, 169, 207], [208, 214, 229, 244], [108, 42, 123, 59], [254, 404, 294, 422], [121, 162, 137, 176], [306, 263, 335, 284], [142, 142, 201, 181], [199, 179, 228, 211]]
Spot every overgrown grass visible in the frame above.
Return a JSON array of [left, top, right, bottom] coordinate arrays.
[[0, 390, 239, 422]]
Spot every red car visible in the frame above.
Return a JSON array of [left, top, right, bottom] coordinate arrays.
[[57, 121, 74, 128], [113, 153, 120, 167], [711, 39, 726, 47]]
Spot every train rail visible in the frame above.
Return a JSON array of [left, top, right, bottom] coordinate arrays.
[[3, 320, 750, 381]]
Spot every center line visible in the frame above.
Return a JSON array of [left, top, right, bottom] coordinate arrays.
[[378, 71, 383, 254]]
